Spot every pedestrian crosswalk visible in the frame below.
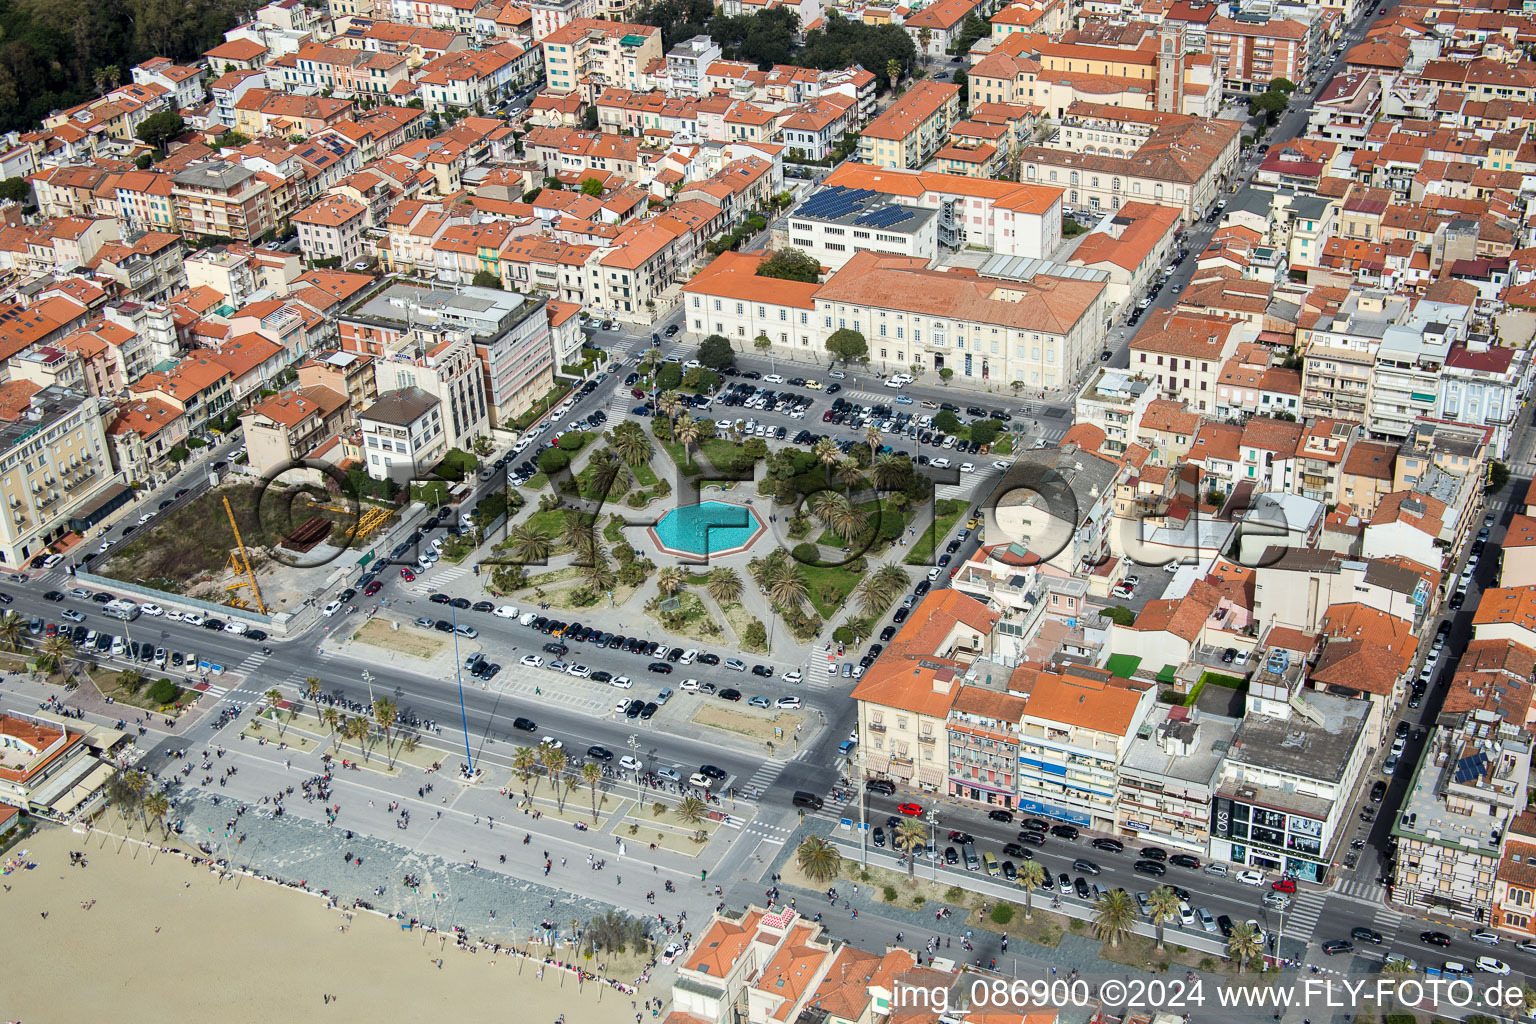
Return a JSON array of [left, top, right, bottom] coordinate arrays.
[[742, 818, 795, 844], [1333, 877, 1388, 903], [1282, 889, 1328, 940], [741, 759, 785, 799]]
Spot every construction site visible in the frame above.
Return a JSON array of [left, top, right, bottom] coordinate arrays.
[[96, 482, 399, 616]]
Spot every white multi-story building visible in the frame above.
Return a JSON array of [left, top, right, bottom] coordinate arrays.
[[1015, 665, 1157, 832], [779, 187, 939, 272], [359, 387, 447, 485], [1439, 338, 1525, 461], [0, 385, 117, 569], [1369, 302, 1465, 443], [1117, 706, 1238, 855], [1209, 688, 1370, 883]]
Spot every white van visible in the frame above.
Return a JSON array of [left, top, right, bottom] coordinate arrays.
[[519, 611, 538, 625]]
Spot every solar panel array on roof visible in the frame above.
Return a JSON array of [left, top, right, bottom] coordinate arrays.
[[1454, 751, 1490, 785], [795, 186, 879, 221], [854, 206, 914, 229]]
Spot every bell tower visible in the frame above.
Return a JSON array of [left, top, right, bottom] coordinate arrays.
[[1157, 21, 1186, 114]]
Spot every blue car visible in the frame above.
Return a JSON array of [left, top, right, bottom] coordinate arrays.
[[630, 405, 652, 415], [895, 394, 914, 405]]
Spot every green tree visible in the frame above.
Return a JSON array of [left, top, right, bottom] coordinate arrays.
[[538, 447, 571, 475], [697, 334, 736, 370], [969, 418, 1001, 446], [1093, 888, 1137, 948], [1249, 90, 1287, 123], [1227, 921, 1263, 974], [1146, 886, 1181, 952], [471, 269, 502, 289], [894, 817, 926, 880], [167, 443, 189, 464], [754, 247, 821, 283], [135, 110, 186, 153], [579, 176, 604, 196], [795, 836, 842, 884], [934, 410, 960, 434], [141, 790, 171, 837], [1016, 859, 1046, 919], [1268, 76, 1296, 93], [826, 328, 868, 364], [706, 566, 743, 606], [1487, 460, 1510, 494], [0, 177, 29, 204], [676, 794, 708, 824], [581, 761, 603, 823]]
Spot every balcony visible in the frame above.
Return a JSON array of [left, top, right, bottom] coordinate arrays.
[[918, 734, 936, 745], [868, 722, 887, 733]]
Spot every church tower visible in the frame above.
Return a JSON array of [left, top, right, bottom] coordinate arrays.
[[1157, 21, 1186, 115]]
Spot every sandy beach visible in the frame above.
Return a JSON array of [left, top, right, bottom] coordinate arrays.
[[0, 824, 638, 1024]]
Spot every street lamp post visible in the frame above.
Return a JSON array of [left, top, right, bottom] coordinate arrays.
[[927, 808, 940, 889], [628, 733, 642, 807], [362, 670, 375, 708]]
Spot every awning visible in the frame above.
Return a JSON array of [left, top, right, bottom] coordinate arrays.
[[49, 762, 114, 817]]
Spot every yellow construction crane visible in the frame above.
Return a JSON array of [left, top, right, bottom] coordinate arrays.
[[224, 496, 268, 615]]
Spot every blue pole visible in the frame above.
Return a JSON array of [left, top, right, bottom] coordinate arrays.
[[449, 605, 473, 773]]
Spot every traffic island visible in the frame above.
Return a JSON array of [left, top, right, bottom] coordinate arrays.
[[612, 798, 726, 856], [689, 705, 805, 755]]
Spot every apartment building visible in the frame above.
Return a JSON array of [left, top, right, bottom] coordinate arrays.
[[1018, 107, 1241, 220], [416, 42, 540, 111], [1394, 710, 1532, 922], [1206, 15, 1310, 92], [359, 386, 446, 484], [1015, 665, 1156, 831], [171, 162, 275, 243], [1129, 310, 1247, 415], [241, 385, 351, 476], [336, 282, 491, 442], [297, 350, 379, 414], [281, 42, 411, 98], [542, 19, 662, 101], [904, 0, 982, 57], [1301, 291, 1409, 425], [293, 195, 370, 266], [1440, 339, 1523, 461], [1075, 368, 1156, 455], [1210, 689, 1370, 883], [945, 685, 1027, 811], [0, 384, 117, 568], [1116, 705, 1237, 854], [856, 81, 962, 171]]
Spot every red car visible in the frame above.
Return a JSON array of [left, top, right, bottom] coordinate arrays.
[[1271, 878, 1296, 893], [400, 568, 416, 581], [898, 802, 923, 816], [631, 388, 645, 399], [363, 580, 383, 596]]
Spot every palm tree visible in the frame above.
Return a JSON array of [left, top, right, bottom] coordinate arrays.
[[610, 421, 653, 467], [813, 438, 840, 482], [561, 509, 597, 552], [540, 746, 568, 810], [673, 415, 703, 466], [795, 836, 842, 884], [894, 817, 926, 881], [264, 688, 286, 737], [1227, 922, 1263, 974], [304, 677, 322, 707], [1017, 859, 1046, 920], [347, 715, 373, 762], [829, 503, 869, 545], [0, 610, 25, 652], [141, 790, 171, 837], [641, 345, 662, 368], [1146, 886, 1181, 952], [579, 556, 617, 594], [581, 761, 603, 823], [372, 696, 399, 766], [1093, 888, 1137, 949], [507, 523, 552, 563], [865, 423, 883, 462], [763, 558, 809, 610], [871, 453, 908, 491], [918, 26, 933, 55], [35, 633, 73, 676], [587, 449, 626, 499], [706, 566, 743, 606], [655, 390, 683, 421], [835, 458, 863, 498], [656, 566, 688, 597], [886, 57, 901, 93], [868, 565, 910, 610], [676, 794, 708, 825], [512, 745, 539, 794], [321, 706, 342, 750], [808, 490, 844, 527]]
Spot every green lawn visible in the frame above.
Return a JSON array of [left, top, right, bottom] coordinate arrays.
[[565, 460, 631, 502], [524, 509, 565, 538], [905, 498, 969, 565], [631, 459, 659, 487], [658, 437, 702, 476], [802, 563, 863, 618], [518, 472, 548, 491], [699, 437, 759, 474], [814, 499, 911, 547]]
